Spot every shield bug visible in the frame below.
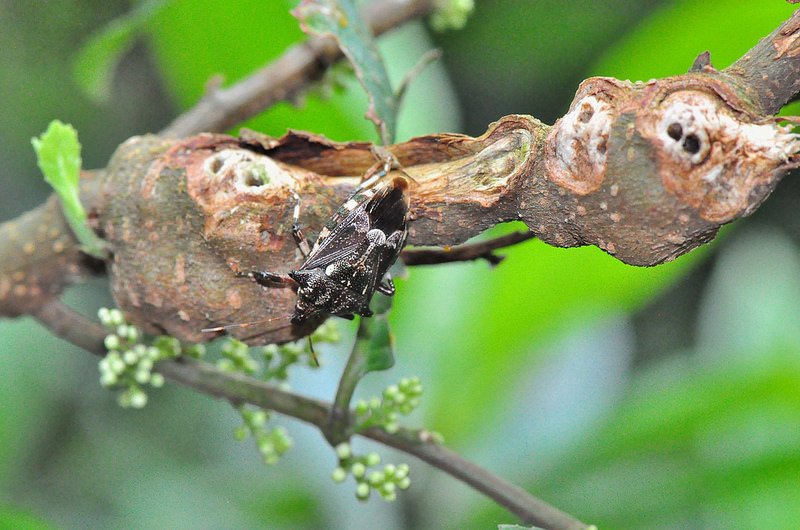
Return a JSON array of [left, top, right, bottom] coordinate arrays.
[[201, 155, 413, 366], [234, 154, 412, 327]]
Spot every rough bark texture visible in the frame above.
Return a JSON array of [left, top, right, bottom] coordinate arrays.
[[2, 8, 800, 346]]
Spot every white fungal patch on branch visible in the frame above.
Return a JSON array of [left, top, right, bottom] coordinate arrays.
[[656, 94, 798, 169], [546, 94, 615, 194], [203, 149, 296, 193], [643, 90, 800, 222]]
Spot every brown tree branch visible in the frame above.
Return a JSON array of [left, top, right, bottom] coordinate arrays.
[[401, 231, 537, 266], [161, 0, 434, 138], [4, 9, 799, 341], [4, 9, 798, 530], [726, 8, 800, 114], [31, 299, 588, 530]]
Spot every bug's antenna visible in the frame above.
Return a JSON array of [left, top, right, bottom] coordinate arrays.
[[307, 336, 319, 367], [201, 314, 294, 333]]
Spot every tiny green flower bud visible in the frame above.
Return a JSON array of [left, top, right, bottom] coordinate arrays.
[[185, 344, 205, 358], [138, 358, 153, 372], [149, 373, 165, 388], [383, 464, 396, 477], [368, 471, 384, 486], [351, 462, 366, 478], [397, 477, 411, 490], [396, 463, 410, 478], [384, 385, 399, 400], [369, 397, 381, 410], [108, 308, 124, 326], [250, 410, 267, 427], [365, 452, 381, 466], [133, 344, 147, 356], [126, 326, 140, 342], [100, 372, 117, 387], [123, 350, 138, 365], [129, 389, 148, 409], [134, 370, 151, 384], [335, 442, 351, 460], [108, 355, 126, 375], [331, 467, 347, 483], [381, 481, 396, 495], [116, 324, 129, 338], [382, 491, 397, 502], [98, 307, 111, 325], [354, 399, 369, 416], [385, 422, 399, 434], [355, 482, 370, 500], [258, 439, 275, 455], [217, 358, 234, 372], [104, 335, 120, 351]]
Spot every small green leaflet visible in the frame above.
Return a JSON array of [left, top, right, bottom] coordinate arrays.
[[353, 293, 395, 374], [292, 0, 397, 145], [31, 121, 106, 258]]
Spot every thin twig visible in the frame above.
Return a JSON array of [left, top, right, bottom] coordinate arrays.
[[161, 0, 434, 138], [30, 299, 588, 530], [326, 319, 370, 445], [401, 231, 537, 266]]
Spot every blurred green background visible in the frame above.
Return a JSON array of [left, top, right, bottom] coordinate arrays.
[[2, 1, 800, 528]]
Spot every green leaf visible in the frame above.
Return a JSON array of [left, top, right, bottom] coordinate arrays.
[[31, 120, 106, 258], [292, 0, 397, 144], [354, 295, 395, 373], [73, 0, 169, 103]]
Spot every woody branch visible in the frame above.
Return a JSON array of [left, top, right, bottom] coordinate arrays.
[[1, 6, 800, 529], [3, 9, 800, 343]]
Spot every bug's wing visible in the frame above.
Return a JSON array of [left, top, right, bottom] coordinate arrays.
[[302, 207, 371, 270], [367, 183, 409, 235], [367, 181, 410, 277]]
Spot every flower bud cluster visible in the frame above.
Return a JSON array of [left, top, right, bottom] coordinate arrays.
[[330, 442, 410, 502], [97, 307, 204, 408], [234, 406, 293, 465], [219, 322, 341, 465], [354, 376, 424, 433], [217, 338, 258, 375]]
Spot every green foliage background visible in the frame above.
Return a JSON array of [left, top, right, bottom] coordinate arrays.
[[1, 1, 799, 528]]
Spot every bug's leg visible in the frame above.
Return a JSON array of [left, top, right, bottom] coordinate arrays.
[[376, 275, 395, 296], [361, 145, 417, 188], [237, 270, 296, 288], [289, 190, 312, 258]]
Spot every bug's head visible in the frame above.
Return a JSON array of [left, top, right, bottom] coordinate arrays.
[[288, 270, 321, 319]]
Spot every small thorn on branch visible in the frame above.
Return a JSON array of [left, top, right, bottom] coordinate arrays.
[[689, 50, 715, 72]]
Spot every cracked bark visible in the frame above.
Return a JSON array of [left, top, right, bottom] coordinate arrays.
[[3, 5, 799, 530], [2, 9, 800, 345]]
